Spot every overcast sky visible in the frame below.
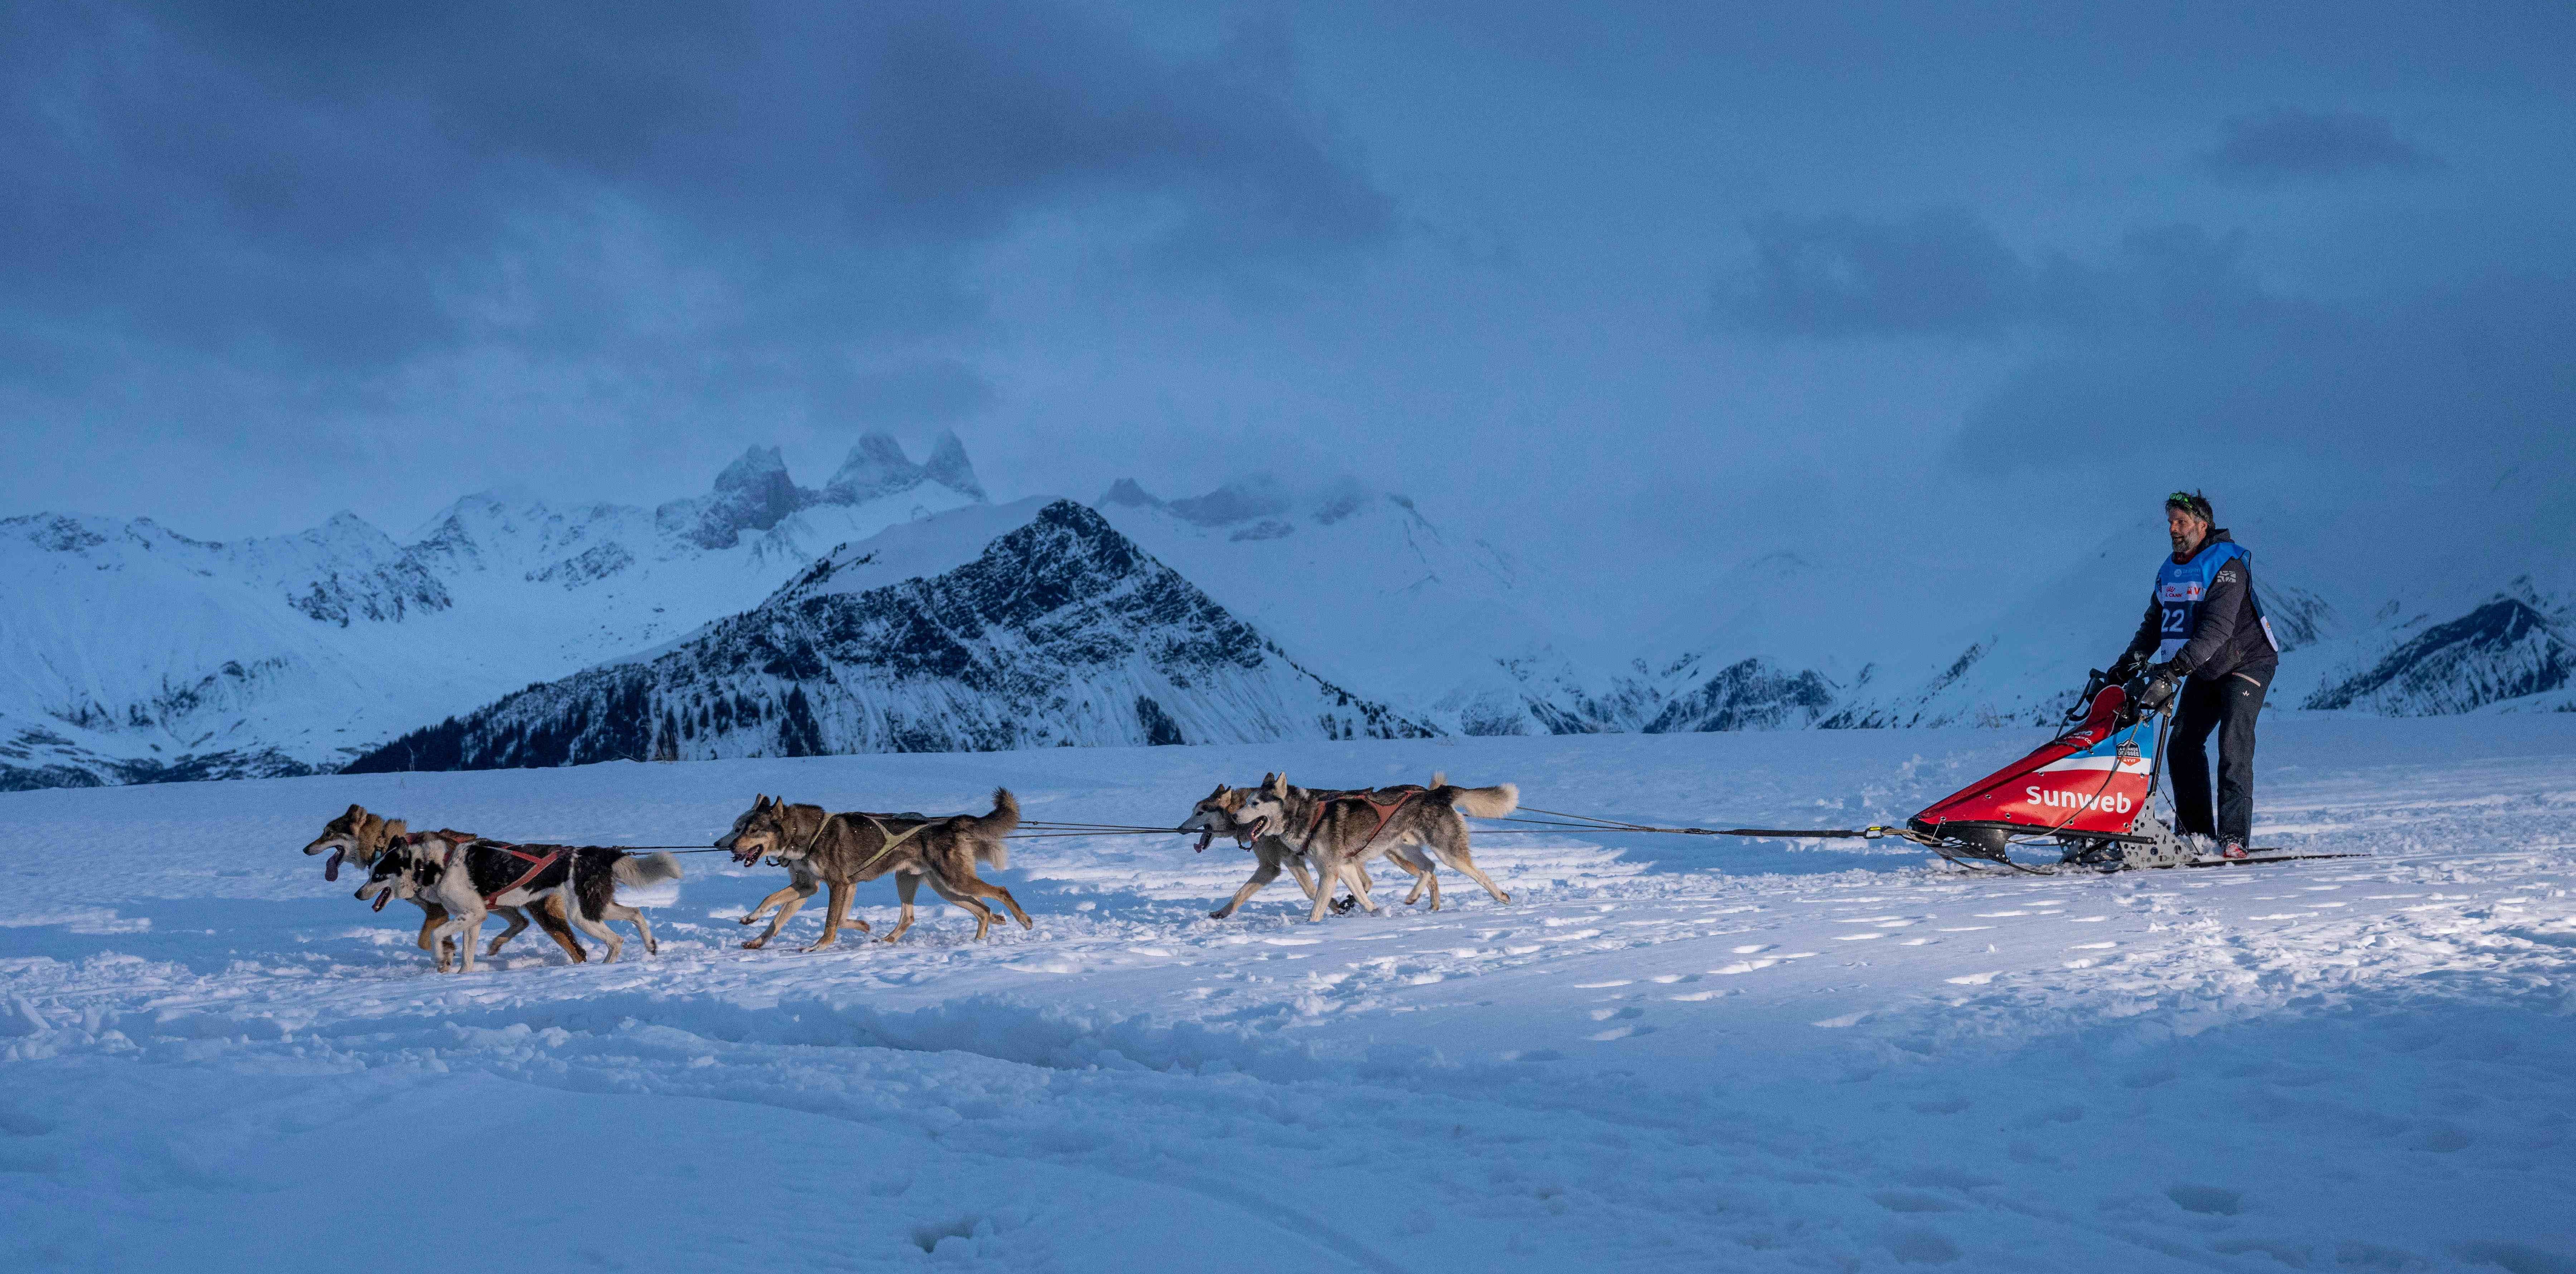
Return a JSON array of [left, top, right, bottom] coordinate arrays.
[[4, 1, 2570, 594]]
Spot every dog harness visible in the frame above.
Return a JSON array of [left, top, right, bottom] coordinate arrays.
[[851, 814, 934, 873], [1306, 786, 1423, 855], [404, 831, 562, 908], [790, 810, 935, 874], [475, 843, 566, 908]]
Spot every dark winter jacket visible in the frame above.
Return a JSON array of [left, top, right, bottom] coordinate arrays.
[[2120, 529, 2280, 684]]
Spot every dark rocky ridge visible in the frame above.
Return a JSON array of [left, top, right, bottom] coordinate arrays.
[[347, 501, 1430, 772], [2307, 593, 2572, 714]]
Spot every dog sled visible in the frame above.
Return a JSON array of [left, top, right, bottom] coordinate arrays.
[[1891, 669, 2356, 874], [1499, 668, 2357, 876]]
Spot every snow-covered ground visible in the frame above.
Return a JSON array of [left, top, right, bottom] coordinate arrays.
[[3, 717, 2572, 1271]]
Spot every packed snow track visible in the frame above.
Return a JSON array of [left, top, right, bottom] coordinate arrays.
[[3, 718, 2572, 1271]]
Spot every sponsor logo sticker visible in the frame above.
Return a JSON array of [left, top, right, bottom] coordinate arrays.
[[2023, 786, 2135, 814]]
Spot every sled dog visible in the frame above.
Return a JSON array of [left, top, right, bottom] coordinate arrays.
[[1179, 778, 1408, 919], [1231, 772, 1517, 922], [714, 790, 1031, 949], [359, 830, 680, 972], [303, 805, 586, 963]]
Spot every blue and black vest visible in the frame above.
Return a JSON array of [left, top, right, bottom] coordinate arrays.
[[2154, 540, 2278, 664]]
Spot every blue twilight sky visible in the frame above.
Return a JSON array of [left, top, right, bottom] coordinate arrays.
[[3, 1, 2571, 590]]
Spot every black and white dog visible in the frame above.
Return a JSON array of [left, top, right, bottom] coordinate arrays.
[[361, 830, 680, 972]]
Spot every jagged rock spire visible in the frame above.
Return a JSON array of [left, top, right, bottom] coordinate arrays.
[[825, 432, 924, 504], [720, 445, 801, 525], [663, 445, 805, 550], [820, 430, 988, 504], [924, 429, 987, 501]]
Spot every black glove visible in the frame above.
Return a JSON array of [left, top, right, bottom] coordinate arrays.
[[2106, 652, 2145, 683], [2135, 662, 2180, 711]]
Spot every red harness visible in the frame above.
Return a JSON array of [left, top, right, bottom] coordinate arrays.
[[400, 831, 562, 907], [475, 843, 565, 907]]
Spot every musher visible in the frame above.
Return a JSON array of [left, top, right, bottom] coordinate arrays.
[[2106, 490, 2279, 860]]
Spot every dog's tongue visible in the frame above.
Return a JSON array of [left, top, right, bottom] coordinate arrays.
[[324, 848, 343, 882], [371, 888, 390, 912], [1193, 830, 1212, 853]]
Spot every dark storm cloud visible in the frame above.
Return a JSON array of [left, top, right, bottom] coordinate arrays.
[[1718, 201, 2568, 493], [2197, 106, 2440, 186], [1953, 275, 2575, 484], [1722, 209, 2029, 339], [1718, 211, 2275, 340], [0, 2, 1390, 387]]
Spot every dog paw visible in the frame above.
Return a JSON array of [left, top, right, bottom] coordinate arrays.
[[741, 939, 767, 950]]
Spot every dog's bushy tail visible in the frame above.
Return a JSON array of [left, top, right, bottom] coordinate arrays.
[[1436, 779, 1519, 819], [971, 787, 1019, 869], [613, 851, 684, 887]]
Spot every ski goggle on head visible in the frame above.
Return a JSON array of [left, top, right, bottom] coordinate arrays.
[[2164, 490, 2213, 522]]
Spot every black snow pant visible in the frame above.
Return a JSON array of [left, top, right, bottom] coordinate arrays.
[[2168, 670, 2267, 845]]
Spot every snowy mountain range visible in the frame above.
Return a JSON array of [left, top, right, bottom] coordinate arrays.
[[0, 432, 987, 789], [343, 500, 1430, 771], [4, 434, 2566, 790]]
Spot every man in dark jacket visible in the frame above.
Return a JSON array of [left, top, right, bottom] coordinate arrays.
[[2108, 491, 2280, 859]]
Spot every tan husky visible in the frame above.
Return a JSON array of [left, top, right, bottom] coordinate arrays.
[[302, 804, 586, 963], [714, 790, 1032, 949], [1231, 773, 1517, 922]]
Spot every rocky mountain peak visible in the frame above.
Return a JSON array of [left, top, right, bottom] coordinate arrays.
[[663, 445, 804, 550], [824, 432, 922, 503], [822, 429, 989, 506], [1099, 478, 1161, 509], [924, 429, 987, 501], [346, 496, 1429, 772], [713, 445, 796, 504]]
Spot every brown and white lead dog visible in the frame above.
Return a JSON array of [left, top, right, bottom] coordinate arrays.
[[1229, 773, 1517, 922], [302, 805, 587, 963]]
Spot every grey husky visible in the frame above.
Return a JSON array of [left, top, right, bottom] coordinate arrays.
[[1200, 772, 1515, 921], [1181, 777, 1404, 919], [1231, 772, 1518, 922]]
